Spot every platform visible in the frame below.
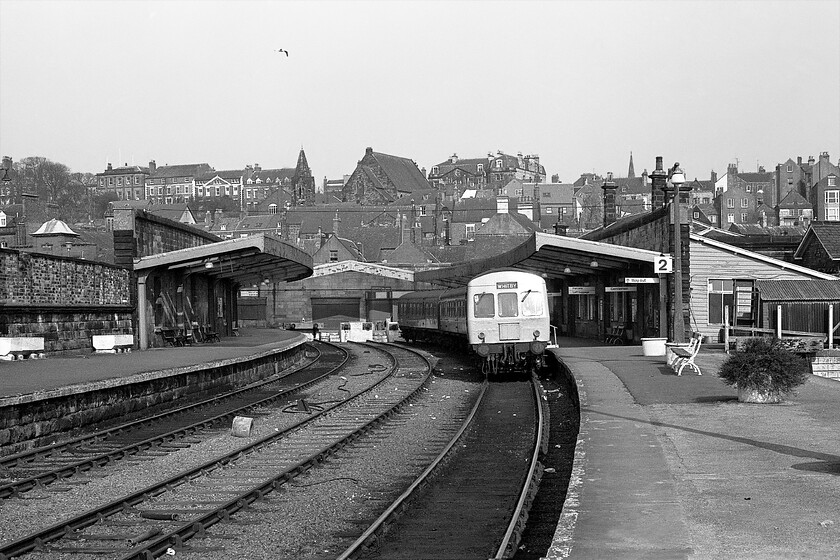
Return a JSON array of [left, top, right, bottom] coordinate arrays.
[[0, 328, 304, 401], [546, 338, 840, 559]]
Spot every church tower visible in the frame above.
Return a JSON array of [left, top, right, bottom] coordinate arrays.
[[292, 147, 316, 207], [628, 151, 636, 179]]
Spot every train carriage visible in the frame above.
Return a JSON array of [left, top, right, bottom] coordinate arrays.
[[398, 270, 550, 377]]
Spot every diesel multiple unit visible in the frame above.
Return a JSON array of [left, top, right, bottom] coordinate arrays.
[[398, 269, 551, 376]]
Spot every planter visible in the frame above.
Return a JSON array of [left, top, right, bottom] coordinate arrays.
[[641, 337, 667, 357], [737, 385, 784, 404]]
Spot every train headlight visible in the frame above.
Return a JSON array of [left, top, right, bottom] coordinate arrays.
[[533, 330, 541, 339], [530, 341, 547, 354], [478, 332, 485, 340]]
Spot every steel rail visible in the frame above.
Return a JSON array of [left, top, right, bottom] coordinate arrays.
[[116, 345, 433, 560], [492, 374, 549, 559], [0, 344, 428, 559], [335, 380, 489, 560], [0, 343, 347, 499]]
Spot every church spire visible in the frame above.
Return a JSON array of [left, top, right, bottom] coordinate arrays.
[[292, 147, 315, 207], [628, 151, 636, 179]]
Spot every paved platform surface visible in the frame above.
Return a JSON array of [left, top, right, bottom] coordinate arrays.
[[545, 338, 840, 560], [0, 328, 305, 401]]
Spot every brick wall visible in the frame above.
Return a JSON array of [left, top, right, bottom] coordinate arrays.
[[0, 248, 133, 354]]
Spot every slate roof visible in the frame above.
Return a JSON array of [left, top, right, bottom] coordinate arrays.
[[249, 168, 295, 184], [800, 222, 840, 260], [372, 151, 433, 194], [98, 165, 149, 176], [728, 223, 806, 236], [197, 169, 244, 182], [737, 172, 773, 183], [149, 163, 213, 179]]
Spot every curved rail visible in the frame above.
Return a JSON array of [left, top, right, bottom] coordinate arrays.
[[0, 344, 432, 560], [492, 374, 549, 559], [336, 375, 546, 560], [0, 342, 348, 499], [336, 380, 489, 560]]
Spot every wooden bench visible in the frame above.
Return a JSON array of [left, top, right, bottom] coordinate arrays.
[[202, 325, 220, 343], [604, 325, 625, 345], [671, 332, 703, 376]]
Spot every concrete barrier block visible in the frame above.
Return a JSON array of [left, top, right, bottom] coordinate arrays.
[[0, 337, 45, 360]]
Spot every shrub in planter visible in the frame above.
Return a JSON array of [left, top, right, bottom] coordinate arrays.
[[718, 337, 810, 403]]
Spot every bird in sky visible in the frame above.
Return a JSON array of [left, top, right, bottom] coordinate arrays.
[[276, 49, 289, 56]]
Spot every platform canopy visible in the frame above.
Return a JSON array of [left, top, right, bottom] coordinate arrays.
[[133, 233, 313, 285], [415, 232, 665, 287]]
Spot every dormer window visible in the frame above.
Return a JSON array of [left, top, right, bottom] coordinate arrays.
[[495, 159, 503, 169], [269, 204, 278, 214], [432, 166, 439, 175], [830, 176, 837, 187], [477, 164, 483, 172]]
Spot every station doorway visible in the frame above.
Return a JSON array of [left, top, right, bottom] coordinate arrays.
[[311, 297, 360, 330]]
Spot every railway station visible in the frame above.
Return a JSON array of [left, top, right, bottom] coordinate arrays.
[[2, 205, 840, 558]]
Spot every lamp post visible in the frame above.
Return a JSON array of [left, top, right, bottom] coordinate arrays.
[[669, 163, 687, 343]]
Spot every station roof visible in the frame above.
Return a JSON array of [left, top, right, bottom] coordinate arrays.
[[415, 232, 664, 287], [134, 233, 313, 285]]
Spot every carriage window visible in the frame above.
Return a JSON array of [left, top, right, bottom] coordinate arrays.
[[474, 293, 495, 318], [520, 290, 544, 316], [498, 292, 518, 318]]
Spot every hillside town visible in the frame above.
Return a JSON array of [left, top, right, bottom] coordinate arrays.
[[2, 148, 839, 273]]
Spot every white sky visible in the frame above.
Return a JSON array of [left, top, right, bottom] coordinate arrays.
[[1, 0, 838, 183]]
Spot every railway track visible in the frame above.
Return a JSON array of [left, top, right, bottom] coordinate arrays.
[[0, 342, 348, 499], [337, 375, 548, 560], [0, 343, 432, 559]]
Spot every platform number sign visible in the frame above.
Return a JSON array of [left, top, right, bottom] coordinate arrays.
[[654, 254, 673, 274]]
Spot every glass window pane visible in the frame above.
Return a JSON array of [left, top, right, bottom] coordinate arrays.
[[520, 290, 544, 316], [498, 292, 518, 317], [474, 293, 495, 318]]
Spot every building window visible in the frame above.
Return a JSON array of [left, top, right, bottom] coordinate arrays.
[[419, 206, 426, 216], [495, 159, 503, 169], [746, 185, 752, 193], [727, 213, 735, 223], [710, 216, 717, 224], [477, 164, 483, 172], [787, 164, 793, 172], [108, 177, 114, 186], [741, 198, 749, 208], [708, 279, 753, 324], [465, 223, 476, 240], [741, 213, 748, 222], [99, 178, 105, 186], [827, 208, 839, 221], [693, 211, 699, 219], [825, 190, 839, 204], [269, 204, 277, 214], [830, 176, 837, 187], [0, 215, 5, 227], [329, 250, 338, 262], [432, 166, 439, 175], [727, 198, 735, 208], [545, 207, 553, 214]]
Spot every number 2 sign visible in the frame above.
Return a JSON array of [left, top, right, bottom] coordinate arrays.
[[654, 255, 673, 274]]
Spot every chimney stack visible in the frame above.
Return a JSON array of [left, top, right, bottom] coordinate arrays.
[[107, 163, 113, 171], [149, 160, 156, 174], [496, 195, 509, 214], [602, 172, 617, 227], [650, 156, 667, 210]]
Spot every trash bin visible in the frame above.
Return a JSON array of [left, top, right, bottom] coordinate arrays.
[[641, 337, 668, 357]]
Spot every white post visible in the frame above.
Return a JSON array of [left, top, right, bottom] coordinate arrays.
[[829, 304, 834, 348], [776, 305, 783, 339], [724, 305, 730, 354]]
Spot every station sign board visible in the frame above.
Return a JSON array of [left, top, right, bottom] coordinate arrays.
[[568, 286, 597, 295], [605, 286, 637, 293], [623, 277, 660, 284], [654, 254, 673, 274]]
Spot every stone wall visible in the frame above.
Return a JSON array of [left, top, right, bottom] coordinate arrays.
[[0, 249, 133, 354], [0, 343, 305, 456]]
